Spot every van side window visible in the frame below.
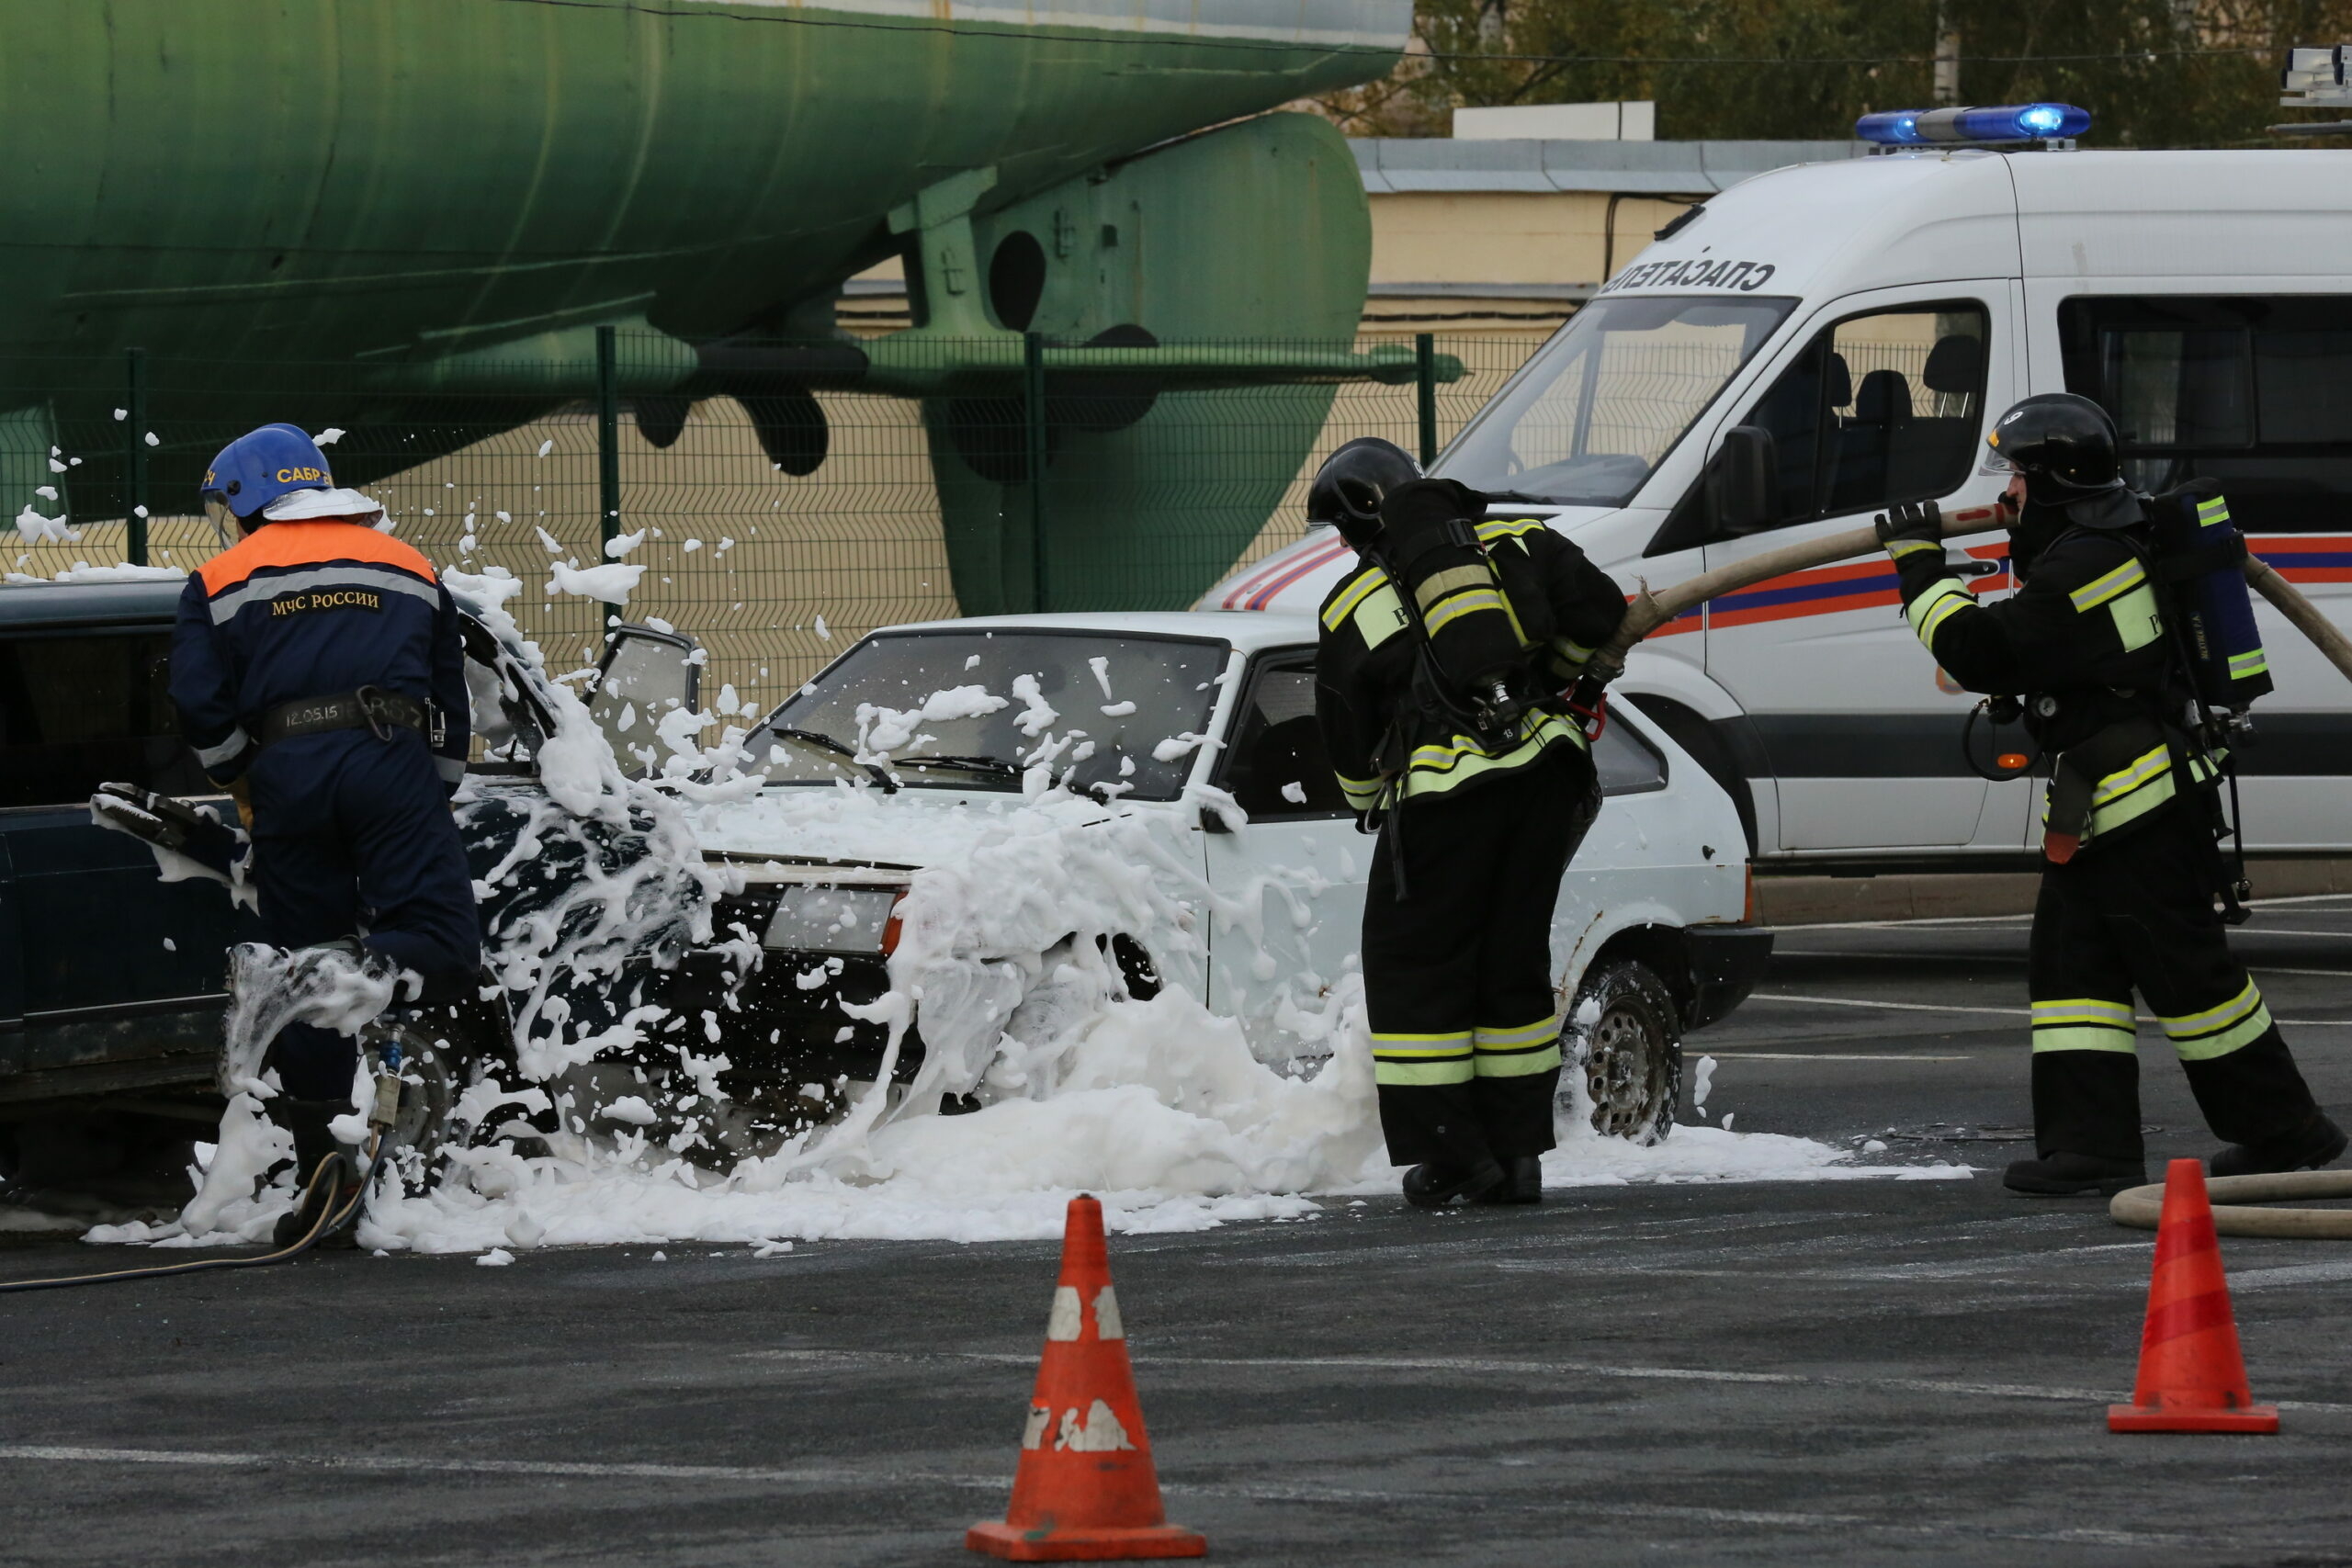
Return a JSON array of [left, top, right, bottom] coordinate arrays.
[[0, 630, 208, 808], [2059, 296, 2352, 532], [1738, 302, 1990, 527]]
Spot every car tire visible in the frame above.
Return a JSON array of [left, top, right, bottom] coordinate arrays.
[[367, 999, 518, 1196], [1570, 960, 1682, 1146], [368, 1018, 462, 1197]]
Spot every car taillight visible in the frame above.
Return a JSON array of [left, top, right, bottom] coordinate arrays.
[[1743, 864, 1758, 926], [883, 898, 905, 957]]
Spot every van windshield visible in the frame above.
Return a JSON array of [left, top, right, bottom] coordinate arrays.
[[1434, 294, 1796, 505]]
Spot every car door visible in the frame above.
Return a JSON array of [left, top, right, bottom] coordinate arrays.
[[1202, 648, 1370, 1054], [0, 621, 254, 1093], [1690, 287, 2019, 853]]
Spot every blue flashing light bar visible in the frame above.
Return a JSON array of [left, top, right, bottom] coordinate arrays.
[[1855, 102, 2092, 146]]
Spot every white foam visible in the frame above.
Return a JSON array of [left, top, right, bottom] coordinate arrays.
[[91, 646, 1964, 1259]]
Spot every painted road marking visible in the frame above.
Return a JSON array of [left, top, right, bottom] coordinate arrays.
[[733, 1348, 2352, 1415], [1750, 993, 2025, 1018], [1765, 891, 2352, 935], [0, 1440, 2196, 1548], [2211, 928, 2352, 939], [2231, 1257, 2352, 1290], [1696, 1050, 1975, 1060], [1773, 949, 2352, 983], [1763, 915, 2034, 932], [0, 1444, 991, 1489], [1750, 993, 2352, 1026]]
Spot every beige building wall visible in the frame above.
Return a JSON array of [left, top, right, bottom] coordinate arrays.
[[1360, 190, 1693, 337]]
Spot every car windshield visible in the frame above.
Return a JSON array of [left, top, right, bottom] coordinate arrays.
[[744, 629, 1229, 800], [1435, 294, 1796, 505]]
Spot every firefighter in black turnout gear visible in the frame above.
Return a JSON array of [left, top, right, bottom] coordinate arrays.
[[1880, 394, 2345, 1197], [1310, 438, 1630, 1207]]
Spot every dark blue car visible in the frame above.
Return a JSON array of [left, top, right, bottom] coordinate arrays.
[[0, 579, 724, 1200]]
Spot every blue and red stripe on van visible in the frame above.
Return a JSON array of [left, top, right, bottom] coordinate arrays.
[[1217, 536, 1353, 611], [2254, 536, 2352, 585]]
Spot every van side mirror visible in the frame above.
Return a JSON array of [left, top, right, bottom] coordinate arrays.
[[1711, 425, 1779, 535]]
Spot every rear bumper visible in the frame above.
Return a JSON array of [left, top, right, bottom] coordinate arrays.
[[1684, 925, 1773, 1031]]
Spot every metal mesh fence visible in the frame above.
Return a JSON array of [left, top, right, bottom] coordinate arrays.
[[0, 333, 1549, 700]]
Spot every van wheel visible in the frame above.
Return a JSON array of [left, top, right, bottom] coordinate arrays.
[[1570, 961, 1682, 1146]]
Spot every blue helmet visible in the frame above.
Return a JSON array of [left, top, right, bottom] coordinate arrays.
[[199, 423, 337, 519]]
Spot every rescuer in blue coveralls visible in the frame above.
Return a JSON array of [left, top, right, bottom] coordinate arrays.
[[172, 424, 480, 1245]]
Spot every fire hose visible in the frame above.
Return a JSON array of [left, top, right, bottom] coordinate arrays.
[[1588, 503, 2352, 687], [0, 1142, 378, 1292], [2109, 1169, 2352, 1237]]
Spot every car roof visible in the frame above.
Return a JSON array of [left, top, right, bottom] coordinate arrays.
[[872, 609, 1319, 652], [0, 578, 187, 626]]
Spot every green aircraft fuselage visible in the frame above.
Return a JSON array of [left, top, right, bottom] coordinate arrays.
[[3, 0, 1412, 609]]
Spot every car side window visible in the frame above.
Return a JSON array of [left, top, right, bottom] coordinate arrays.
[[2059, 294, 2352, 532], [0, 631, 209, 807], [1216, 654, 1349, 818], [1595, 719, 1668, 797], [1740, 302, 1990, 528]]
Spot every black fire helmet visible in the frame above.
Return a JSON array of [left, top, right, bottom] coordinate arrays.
[[1306, 436, 1422, 548], [1984, 392, 2124, 507]]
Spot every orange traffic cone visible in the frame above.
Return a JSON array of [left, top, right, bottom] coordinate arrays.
[[2109, 1158, 2278, 1433], [967, 1195, 1207, 1561]]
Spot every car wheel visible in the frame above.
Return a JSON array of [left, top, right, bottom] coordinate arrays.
[[368, 1018, 461, 1197], [366, 1000, 517, 1196], [1570, 960, 1682, 1146]]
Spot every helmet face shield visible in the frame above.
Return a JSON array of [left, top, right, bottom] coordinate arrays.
[[203, 498, 242, 547]]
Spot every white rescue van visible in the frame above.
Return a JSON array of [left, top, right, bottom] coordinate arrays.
[[1206, 147, 2352, 870]]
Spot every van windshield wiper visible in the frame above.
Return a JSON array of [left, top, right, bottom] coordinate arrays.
[[766, 727, 898, 793], [1478, 489, 1563, 506]]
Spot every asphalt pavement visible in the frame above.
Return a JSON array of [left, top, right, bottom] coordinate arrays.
[[8, 897, 2352, 1566]]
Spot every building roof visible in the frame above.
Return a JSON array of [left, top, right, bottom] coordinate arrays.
[[1349, 137, 1868, 196]]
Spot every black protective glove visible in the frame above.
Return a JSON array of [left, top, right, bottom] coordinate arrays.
[[1873, 499, 1943, 555]]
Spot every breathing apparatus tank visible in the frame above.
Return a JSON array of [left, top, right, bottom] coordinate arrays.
[[1374, 478, 1549, 744], [2149, 483, 2273, 714]]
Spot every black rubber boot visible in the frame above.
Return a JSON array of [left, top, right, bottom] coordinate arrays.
[[270, 1098, 366, 1250], [1475, 1155, 1544, 1206], [2211, 1111, 2349, 1179], [2003, 1151, 2148, 1198], [1402, 1159, 1505, 1209]]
